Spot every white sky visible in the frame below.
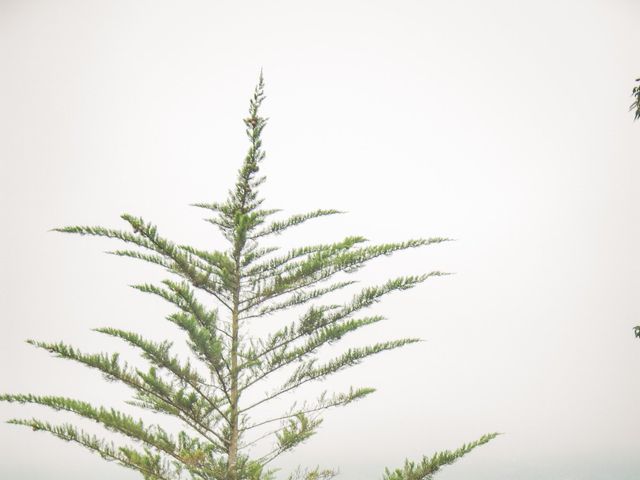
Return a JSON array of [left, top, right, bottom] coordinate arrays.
[[1, 1, 639, 479]]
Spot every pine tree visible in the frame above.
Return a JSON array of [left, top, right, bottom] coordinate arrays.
[[1, 74, 498, 480]]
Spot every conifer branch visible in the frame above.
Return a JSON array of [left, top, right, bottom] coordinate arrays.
[[94, 327, 231, 426], [240, 240, 450, 312], [178, 245, 236, 290], [239, 281, 357, 321], [119, 214, 233, 310], [55, 218, 233, 311], [285, 466, 337, 480], [333, 274, 444, 320], [131, 281, 231, 339], [6, 419, 175, 480], [239, 316, 385, 392], [128, 281, 234, 402], [241, 245, 281, 268], [25, 340, 227, 449], [257, 412, 322, 465], [167, 312, 233, 405], [241, 339, 419, 413], [0, 394, 216, 473], [631, 78, 640, 121], [108, 250, 172, 269], [190, 201, 224, 213], [251, 209, 344, 239], [245, 274, 440, 372], [240, 387, 375, 434], [282, 339, 421, 389], [382, 433, 500, 480], [241, 237, 367, 288]]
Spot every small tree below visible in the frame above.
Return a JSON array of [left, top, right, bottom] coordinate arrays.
[[631, 78, 640, 121]]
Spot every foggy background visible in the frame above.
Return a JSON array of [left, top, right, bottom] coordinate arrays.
[[1, 1, 639, 479]]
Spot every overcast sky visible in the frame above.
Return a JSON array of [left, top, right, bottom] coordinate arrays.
[[1, 1, 639, 479]]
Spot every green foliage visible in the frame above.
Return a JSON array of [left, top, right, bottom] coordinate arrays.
[[1, 74, 497, 479], [382, 433, 500, 480], [632, 78, 640, 121], [634, 326, 640, 338]]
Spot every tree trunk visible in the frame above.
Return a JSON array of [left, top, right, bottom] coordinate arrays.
[[227, 257, 241, 480]]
